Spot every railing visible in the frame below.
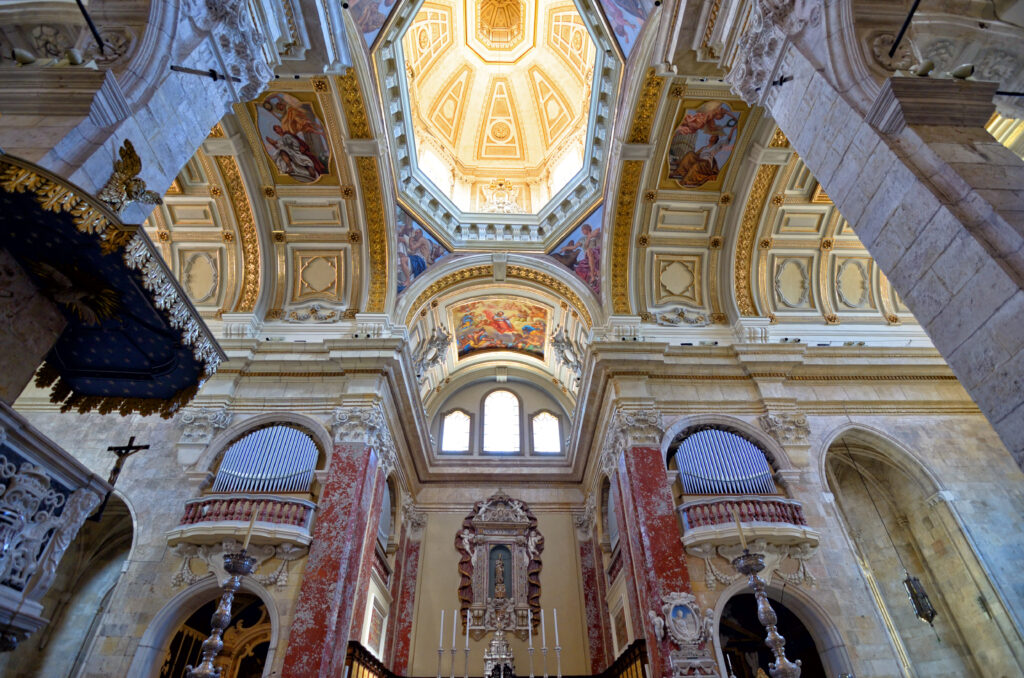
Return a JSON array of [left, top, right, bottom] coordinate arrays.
[[179, 493, 316, 530], [343, 639, 648, 678], [678, 496, 807, 532]]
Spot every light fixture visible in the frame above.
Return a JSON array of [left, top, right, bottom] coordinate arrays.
[[843, 440, 937, 627]]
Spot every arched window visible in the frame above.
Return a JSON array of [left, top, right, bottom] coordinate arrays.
[[531, 411, 561, 454], [441, 410, 471, 453], [378, 479, 394, 546], [483, 390, 520, 454], [213, 425, 318, 494], [671, 428, 777, 495]]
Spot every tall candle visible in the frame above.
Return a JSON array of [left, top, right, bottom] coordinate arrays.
[[528, 610, 533, 649], [440, 609, 445, 649], [541, 609, 547, 650], [465, 608, 470, 649], [452, 609, 457, 650], [553, 608, 559, 647], [241, 506, 258, 551], [731, 507, 747, 550]]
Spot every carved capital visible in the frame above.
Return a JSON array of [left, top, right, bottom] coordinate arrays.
[[184, 0, 273, 101], [573, 492, 597, 541], [401, 491, 426, 540], [601, 407, 664, 476], [178, 406, 233, 444], [758, 412, 810, 445]]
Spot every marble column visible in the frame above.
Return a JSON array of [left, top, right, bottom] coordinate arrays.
[[385, 499, 425, 674], [280, 441, 380, 677], [728, 2, 1024, 468], [577, 515, 613, 673], [614, 445, 691, 678], [349, 470, 388, 642]]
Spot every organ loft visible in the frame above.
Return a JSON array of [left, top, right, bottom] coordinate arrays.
[[1, 0, 1024, 677]]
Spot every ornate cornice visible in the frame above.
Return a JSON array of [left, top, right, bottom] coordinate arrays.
[[355, 157, 389, 313], [611, 160, 644, 314], [734, 164, 778, 316], [215, 156, 261, 313], [628, 68, 666, 144]]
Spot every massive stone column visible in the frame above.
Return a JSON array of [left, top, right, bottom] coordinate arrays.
[[575, 495, 614, 673], [602, 409, 691, 678], [385, 495, 425, 674], [728, 0, 1024, 468], [280, 405, 391, 678]]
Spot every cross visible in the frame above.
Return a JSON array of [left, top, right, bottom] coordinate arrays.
[[89, 436, 149, 521]]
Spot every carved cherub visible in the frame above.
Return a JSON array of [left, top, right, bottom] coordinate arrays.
[[648, 610, 665, 642], [97, 139, 163, 216]]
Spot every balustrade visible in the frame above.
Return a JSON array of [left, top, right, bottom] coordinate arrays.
[[677, 496, 817, 549], [167, 493, 316, 548]]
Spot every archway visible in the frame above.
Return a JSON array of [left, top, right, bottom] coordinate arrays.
[[825, 430, 1024, 677], [160, 593, 271, 678], [719, 593, 826, 678], [0, 493, 134, 677]]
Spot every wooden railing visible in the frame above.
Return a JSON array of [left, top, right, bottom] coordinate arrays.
[[179, 493, 315, 530], [344, 639, 648, 678], [677, 496, 807, 532]]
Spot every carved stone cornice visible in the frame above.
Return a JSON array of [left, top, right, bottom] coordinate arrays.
[[758, 412, 810, 445], [171, 540, 307, 589], [178, 406, 233, 444]]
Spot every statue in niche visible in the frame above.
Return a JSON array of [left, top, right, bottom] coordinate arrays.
[[490, 545, 511, 599]]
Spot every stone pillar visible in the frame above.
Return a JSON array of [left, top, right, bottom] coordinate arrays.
[[385, 496, 425, 674], [349, 470, 387, 641], [280, 405, 392, 678], [0, 249, 66, 404], [728, 3, 1024, 468], [602, 409, 690, 678], [575, 496, 613, 673]]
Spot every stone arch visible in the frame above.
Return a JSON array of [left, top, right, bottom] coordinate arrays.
[[711, 577, 854, 678], [195, 411, 334, 478], [822, 424, 1024, 676], [127, 576, 281, 678]]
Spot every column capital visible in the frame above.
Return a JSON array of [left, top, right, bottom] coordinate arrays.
[[329, 402, 397, 477], [600, 407, 664, 477]]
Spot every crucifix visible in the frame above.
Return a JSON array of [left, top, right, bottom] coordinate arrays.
[[89, 436, 150, 521]]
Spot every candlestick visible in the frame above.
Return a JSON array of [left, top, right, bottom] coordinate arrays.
[[553, 608, 559, 647], [465, 608, 470, 649], [452, 610, 457, 650], [555, 644, 562, 678], [241, 505, 258, 551], [732, 507, 748, 550], [528, 610, 533, 649], [440, 609, 445, 649], [725, 653, 735, 678], [541, 609, 546, 650]]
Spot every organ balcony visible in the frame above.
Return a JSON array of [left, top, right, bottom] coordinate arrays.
[[676, 496, 820, 550], [165, 493, 316, 549]]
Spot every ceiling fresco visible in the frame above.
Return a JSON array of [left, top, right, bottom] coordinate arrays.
[[452, 298, 550, 360], [548, 206, 602, 300], [252, 92, 334, 185], [396, 208, 451, 295]]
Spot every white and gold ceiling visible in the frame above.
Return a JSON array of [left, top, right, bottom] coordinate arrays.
[[400, 0, 595, 215]]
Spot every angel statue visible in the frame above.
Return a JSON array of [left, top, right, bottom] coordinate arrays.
[[97, 139, 163, 216]]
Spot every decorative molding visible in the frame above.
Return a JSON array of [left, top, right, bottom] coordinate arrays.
[[184, 0, 273, 101], [869, 32, 914, 72], [628, 68, 666, 144], [654, 592, 717, 677], [178, 407, 233, 444], [506, 265, 592, 327], [600, 408, 664, 476], [355, 157, 388, 313], [401, 491, 426, 540], [686, 540, 816, 590], [405, 265, 493, 326], [338, 69, 373, 139], [330, 404, 397, 476], [215, 156, 261, 313], [611, 160, 644, 314], [171, 540, 306, 589], [758, 413, 810, 444], [573, 492, 597, 540], [734, 164, 779, 316]]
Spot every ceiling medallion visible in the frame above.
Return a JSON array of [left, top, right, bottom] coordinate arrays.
[[477, 0, 525, 50]]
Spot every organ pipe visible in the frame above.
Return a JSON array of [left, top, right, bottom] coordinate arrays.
[[677, 429, 777, 495], [212, 425, 318, 494]]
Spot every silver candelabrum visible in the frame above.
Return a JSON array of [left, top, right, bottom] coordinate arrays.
[[185, 550, 257, 678], [731, 549, 801, 678]]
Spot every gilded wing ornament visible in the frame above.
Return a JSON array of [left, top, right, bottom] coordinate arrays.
[[97, 139, 163, 216]]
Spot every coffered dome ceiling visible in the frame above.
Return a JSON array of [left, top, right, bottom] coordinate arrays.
[[401, 0, 595, 215]]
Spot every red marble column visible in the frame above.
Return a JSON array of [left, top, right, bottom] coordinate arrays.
[[384, 518, 423, 674], [579, 533, 613, 672], [349, 471, 387, 640], [615, 446, 691, 678], [280, 443, 381, 678]]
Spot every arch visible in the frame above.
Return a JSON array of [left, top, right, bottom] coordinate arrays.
[[440, 408, 473, 453], [481, 388, 523, 454], [127, 576, 281, 678], [711, 578, 854, 678], [662, 414, 794, 473], [196, 411, 333, 478], [530, 409, 562, 454]]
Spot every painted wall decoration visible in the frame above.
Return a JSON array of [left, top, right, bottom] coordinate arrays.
[[255, 92, 331, 184], [549, 207, 602, 298], [598, 0, 650, 56], [662, 100, 748, 191], [451, 298, 549, 359], [352, 0, 398, 45], [396, 209, 450, 294]]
